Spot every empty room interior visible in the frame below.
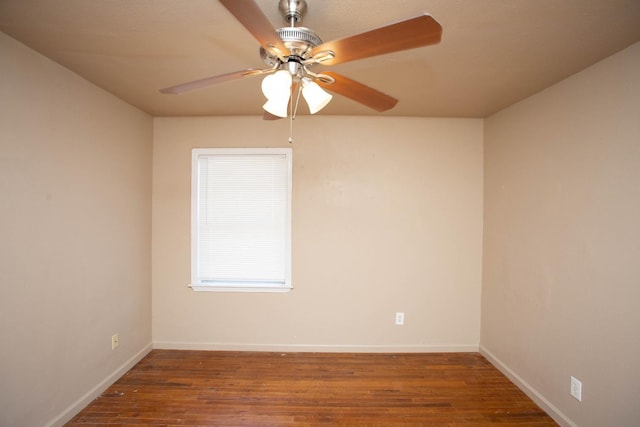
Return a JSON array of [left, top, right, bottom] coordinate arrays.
[[1, 1, 639, 426]]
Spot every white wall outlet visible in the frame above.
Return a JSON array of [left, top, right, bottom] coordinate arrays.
[[395, 312, 405, 325], [111, 333, 119, 350], [570, 376, 582, 401]]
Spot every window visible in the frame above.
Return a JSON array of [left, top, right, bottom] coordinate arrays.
[[191, 148, 292, 292]]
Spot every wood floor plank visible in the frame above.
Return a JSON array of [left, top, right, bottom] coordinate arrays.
[[66, 350, 557, 426]]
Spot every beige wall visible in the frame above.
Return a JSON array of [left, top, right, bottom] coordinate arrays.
[[153, 116, 483, 351], [0, 33, 153, 426], [482, 41, 640, 426]]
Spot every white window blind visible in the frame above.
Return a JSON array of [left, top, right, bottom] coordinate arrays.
[[191, 148, 292, 292]]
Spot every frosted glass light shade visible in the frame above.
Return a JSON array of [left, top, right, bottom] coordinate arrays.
[[262, 98, 290, 118], [302, 80, 332, 114], [261, 70, 292, 118]]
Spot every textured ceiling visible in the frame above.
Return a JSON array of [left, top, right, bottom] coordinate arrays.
[[1, 0, 639, 118]]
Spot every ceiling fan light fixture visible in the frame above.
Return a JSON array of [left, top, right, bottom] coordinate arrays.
[[263, 98, 290, 118], [302, 79, 332, 114]]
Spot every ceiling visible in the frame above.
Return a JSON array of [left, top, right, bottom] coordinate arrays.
[[2, 0, 639, 118]]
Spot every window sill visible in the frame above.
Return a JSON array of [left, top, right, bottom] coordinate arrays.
[[189, 283, 293, 293]]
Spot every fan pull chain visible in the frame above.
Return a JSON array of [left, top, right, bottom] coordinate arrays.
[[288, 113, 294, 144], [288, 82, 303, 143]]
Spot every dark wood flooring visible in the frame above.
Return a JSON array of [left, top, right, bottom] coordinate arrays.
[[67, 350, 557, 426]]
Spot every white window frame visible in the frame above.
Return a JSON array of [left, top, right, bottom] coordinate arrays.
[[190, 147, 292, 292]]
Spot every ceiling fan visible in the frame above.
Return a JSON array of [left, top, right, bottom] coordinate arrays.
[[160, 0, 442, 117]]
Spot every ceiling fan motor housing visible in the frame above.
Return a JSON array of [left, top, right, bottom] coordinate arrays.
[[260, 26, 322, 66]]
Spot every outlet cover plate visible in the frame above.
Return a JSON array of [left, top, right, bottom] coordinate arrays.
[[570, 376, 582, 401]]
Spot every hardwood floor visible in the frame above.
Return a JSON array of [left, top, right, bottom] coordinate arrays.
[[67, 350, 557, 426]]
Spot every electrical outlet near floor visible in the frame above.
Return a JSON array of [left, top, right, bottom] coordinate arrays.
[[395, 312, 405, 325], [111, 333, 119, 350], [570, 376, 582, 401]]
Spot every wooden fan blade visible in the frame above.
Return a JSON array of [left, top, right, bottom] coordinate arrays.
[[219, 0, 288, 59], [159, 69, 265, 94], [263, 111, 282, 120], [311, 14, 442, 66], [316, 72, 398, 112]]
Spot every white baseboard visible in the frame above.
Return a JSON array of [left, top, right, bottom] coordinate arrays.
[[479, 345, 576, 427], [46, 342, 153, 427], [153, 341, 479, 353]]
